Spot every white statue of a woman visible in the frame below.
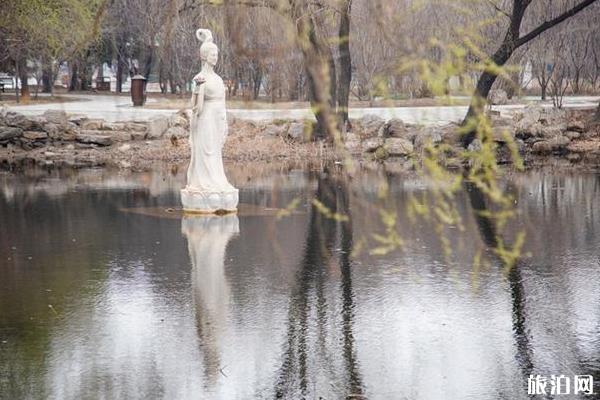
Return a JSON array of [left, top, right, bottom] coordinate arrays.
[[181, 29, 238, 213]]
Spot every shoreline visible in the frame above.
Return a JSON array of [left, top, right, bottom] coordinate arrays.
[[1, 105, 599, 173]]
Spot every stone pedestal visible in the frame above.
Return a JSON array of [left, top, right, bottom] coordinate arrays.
[[180, 187, 239, 213]]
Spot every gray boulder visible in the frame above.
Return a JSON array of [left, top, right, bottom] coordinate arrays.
[[170, 112, 189, 129], [43, 110, 69, 125], [362, 137, 384, 152], [118, 144, 131, 152], [4, 112, 41, 130], [166, 126, 188, 139], [384, 138, 414, 156], [0, 126, 23, 141], [111, 132, 134, 142], [515, 104, 543, 122], [384, 118, 411, 139], [489, 89, 508, 105], [355, 114, 385, 139], [22, 131, 48, 141], [102, 122, 126, 131], [467, 138, 483, 152], [532, 136, 570, 154], [43, 122, 79, 141], [344, 132, 361, 154], [264, 124, 287, 137], [81, 129, 130, 142], [414, 126, 443, 149], [126, 122, 147, 132], [288, 122, 310, 142], [492, 125, 515, 143], [80, 119, 103, 130], [146, 116, 170, 139], [76, 133, 113, 146], [538, 125, 565, 139], [28, 116, 47, 131], [567, 120, 585, 133], [515, 119, 544, 139], [565, 130, 581, 140], [437, 124, 461, 146], [130, 131, 147, 141]]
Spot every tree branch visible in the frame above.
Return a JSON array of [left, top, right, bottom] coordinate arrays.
[[515, 0, 598, 48], [485, 0, 510, 18]]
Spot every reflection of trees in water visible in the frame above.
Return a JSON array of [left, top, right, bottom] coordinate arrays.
[[275, 171, 363, 399], [466, 173, 600, 389], [464, 178, 534, 386]]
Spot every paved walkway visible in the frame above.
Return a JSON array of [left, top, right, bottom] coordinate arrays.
[[5, 94, 176, 122], [6, 94, 599, 125]]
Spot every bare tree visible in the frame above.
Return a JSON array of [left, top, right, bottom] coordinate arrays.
[[548, 34, 570, 108], [567, 26, 590, 94], [461, 0, 599, 147]]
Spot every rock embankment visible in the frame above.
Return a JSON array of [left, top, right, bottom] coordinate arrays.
[[0, 108, 188, 148], [0, 108, 190, 168], [338, 106, 600, 164], [1, 104, 599, 170], [0, 107, 329, 169], [248, 106, 600, 163]]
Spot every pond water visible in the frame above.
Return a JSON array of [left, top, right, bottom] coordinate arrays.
[[0, 165, 599, 399]]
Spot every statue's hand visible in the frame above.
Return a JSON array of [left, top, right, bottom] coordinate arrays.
[[193, 73, 206, 85]]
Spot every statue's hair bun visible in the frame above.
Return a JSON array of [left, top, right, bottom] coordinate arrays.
[[196, 29, 213, 43]]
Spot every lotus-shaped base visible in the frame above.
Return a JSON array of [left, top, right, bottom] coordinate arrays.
[[180, 187, 238, 214]]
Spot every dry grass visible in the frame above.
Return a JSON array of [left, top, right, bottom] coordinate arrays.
[[104, 119, 338, 170], [223, 120, 335, 162]]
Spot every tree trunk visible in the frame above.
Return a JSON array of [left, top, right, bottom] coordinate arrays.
[[116, 59, 124, 93], [301, 13, 338, 141], [572, 69, 581, 94], [169, 76, 177, 94], [541, 81, 547, 100], [461, 44, 513, 147], [42, 60, 52, 93], [252, 67, 262, 100], [69, 62, 79, 91], [289, 74, 303, 101], [81, 61, 91, 91], [461, 0, 598, 148], [337, 0, 352, 128], [143, 47, 154, 79], [19, 74, 30, 100], [18, 58, 30, 100], [14, 58, 20, 104]]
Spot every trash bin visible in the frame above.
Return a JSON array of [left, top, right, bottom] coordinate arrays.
[[131, 75, 146, 106]]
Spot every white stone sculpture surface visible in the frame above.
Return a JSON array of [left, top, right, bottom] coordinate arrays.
[[181, 28, 238, 213]]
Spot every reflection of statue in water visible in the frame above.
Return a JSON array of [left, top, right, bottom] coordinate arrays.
[[181, 28, 238, 213], [181, 214, 239, 385]]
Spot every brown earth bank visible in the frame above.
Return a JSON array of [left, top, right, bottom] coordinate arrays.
[[1, 105, 599, 172]]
